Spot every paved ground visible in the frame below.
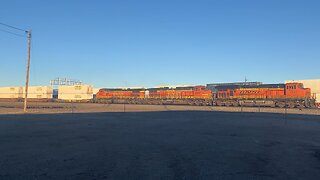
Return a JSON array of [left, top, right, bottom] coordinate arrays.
[[0, 111, 320, 180]]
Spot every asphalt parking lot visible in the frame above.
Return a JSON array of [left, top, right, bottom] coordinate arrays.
[[0, 111, 320, 180]]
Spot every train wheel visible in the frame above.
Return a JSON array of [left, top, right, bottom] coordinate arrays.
[[288, 103, 295, 108], [232, 101, 239, 107], [305, 100, 316, 108], [200, 101, 206, 106], [276, 102, 285, 108], [309, 103, 316, 108], [296, 104, 304, 109]]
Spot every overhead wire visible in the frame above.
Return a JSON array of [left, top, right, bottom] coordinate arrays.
[[0, 22, 28, 38], [0, 22, 27, 32], [0, 28, 26, 37]]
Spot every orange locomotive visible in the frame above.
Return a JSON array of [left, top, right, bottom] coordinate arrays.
[[96, 82, 315, 108], [148, 86, 212, 105], [215, 83, 315, 108], [96, 86, 213, 105], [97, 88, 145, 99], [96, 88, 145, 104]]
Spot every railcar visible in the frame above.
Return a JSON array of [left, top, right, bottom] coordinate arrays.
[[96, 82, 316, 108], [214, 82, 315, 108], [96, 88, 146, 104], [147, 86, 212, 105], [96, 86, 213, 105]]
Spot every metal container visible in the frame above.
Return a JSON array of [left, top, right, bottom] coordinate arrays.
[[23, 86, 53, 99], [0, 87, 23, 99], [58, 85, 93, 101]]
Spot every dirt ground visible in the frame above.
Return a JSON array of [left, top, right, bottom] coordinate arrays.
[[0, 110, 320, 179], [0, 101, 320, 115]]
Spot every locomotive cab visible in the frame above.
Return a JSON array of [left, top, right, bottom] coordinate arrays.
[[285, 83, 311, 98]]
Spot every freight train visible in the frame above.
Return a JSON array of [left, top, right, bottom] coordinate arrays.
[[96, 82, 316, 108], [0, 82, 316, 108]]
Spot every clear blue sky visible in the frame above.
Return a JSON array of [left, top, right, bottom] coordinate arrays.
[[0, 0, 319, 88]]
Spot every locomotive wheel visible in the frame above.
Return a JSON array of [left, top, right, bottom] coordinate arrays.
[[305, 100, 316, 108], [276, 102, 286, 108], [296, 104, 304, 109], [288, 103, 295, 108], [309, 103, 316, 108], [232, 102, 239, 107]]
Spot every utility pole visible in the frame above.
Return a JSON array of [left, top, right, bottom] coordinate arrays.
[[0, 22, 31, 112], [24, 30, 32, 113]]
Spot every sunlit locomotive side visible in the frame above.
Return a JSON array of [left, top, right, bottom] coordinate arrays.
[[214, 82, 315, 108], [96, 82, 316, 108], [96, 88, 146, 104], [96, 86, 213, 105], [148, 86, 212, 105]]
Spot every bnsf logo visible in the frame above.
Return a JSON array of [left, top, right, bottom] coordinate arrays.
[[239, 90, 259, 95]]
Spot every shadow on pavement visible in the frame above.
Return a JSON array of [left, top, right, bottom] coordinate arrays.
[[0, 111, 320, 179]]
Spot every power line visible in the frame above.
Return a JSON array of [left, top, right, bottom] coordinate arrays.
[[0, 28, 26, 37], [0, 21, 32, 113], [0, 22, 27, 32]]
